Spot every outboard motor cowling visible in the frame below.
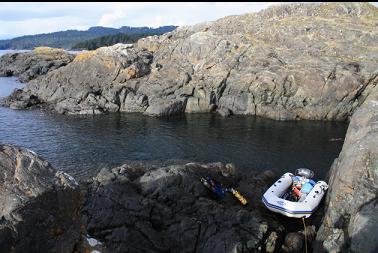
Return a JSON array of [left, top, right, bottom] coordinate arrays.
[[295, 168, 314, 179]]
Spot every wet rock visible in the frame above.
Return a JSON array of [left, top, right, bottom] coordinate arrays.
[[282, 232, 304, 253], [316, 85, 378, 252], [0, 88, 41, 109], [0, 47, 74, 82], [144, 98, 187, 117], [82, 162, 285, 253], [217, 107, 232, 117], [281, 225, 316, 253], [0, 144, 82, 253]]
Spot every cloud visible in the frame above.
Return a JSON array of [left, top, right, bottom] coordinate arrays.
[[1, 2, 377, 39], [0, 2, 282, 38], [0, 16, 96, 38], [0, 2, 111, 22], [97, 2, 281, 28]]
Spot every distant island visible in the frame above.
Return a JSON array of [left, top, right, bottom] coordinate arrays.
[[0, 25, 177, 50]]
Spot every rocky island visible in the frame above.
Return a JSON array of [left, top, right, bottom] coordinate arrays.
[[0, 2, 377, 253], [0, 47, 74, 82]]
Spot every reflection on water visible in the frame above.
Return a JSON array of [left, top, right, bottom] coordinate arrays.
[[0, 77, 23, 97], [0, 77, 347, 180]]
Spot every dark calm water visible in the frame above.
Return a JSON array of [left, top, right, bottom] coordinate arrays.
[[0, 76, 348, 181]]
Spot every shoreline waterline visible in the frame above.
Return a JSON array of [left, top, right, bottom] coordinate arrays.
[[0, 76, 347, 181]]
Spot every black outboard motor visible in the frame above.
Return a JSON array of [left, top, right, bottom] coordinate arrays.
[[295, 168, 314, 179]]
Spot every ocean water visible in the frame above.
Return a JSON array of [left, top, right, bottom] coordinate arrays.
[[0, 76, 347, 181], [0, 49, 82, 57], [0, 49, 30, 56]]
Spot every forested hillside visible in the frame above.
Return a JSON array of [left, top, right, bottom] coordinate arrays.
[[72, 32, 163, 50], [0, 26, 177, 50]]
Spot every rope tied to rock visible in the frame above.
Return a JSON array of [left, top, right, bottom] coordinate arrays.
[[302, 217, 308, 253]]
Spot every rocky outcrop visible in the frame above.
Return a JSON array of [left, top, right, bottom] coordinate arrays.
[[0, 47, 74, 82], [136, 2, 378, 120], [82, 162, 292, 253], [3, 3, 377, 120], [0, 88, 42, 109], [0, 144, 82, 253], [316, 84, 378, 252], [14, 44, 153, 114], [0, 144, 344, 253]]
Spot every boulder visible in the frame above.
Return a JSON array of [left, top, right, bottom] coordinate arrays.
[[281, 226, 316, 253], [0, 144, 82, 253], [216, 107, 232, 117], [316, 85, 378, 252], [144, 98, 187, 117]]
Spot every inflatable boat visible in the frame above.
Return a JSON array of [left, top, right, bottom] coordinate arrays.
[[262, 171, 328, 218]]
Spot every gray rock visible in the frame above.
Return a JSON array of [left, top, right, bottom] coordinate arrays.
[[3, 3, 377, 120], [0, 144, 82, 253], [2, 44, 153, 114], [0, 47, 74, 82], [321, 229, 345, 253], [265, 231, 279, 253], [282, 232, 304, 253], [316, 84, 378, 252], [119, 92, 148, 112], [281, 225, 316, 253], [217, 107, 232, 117], [144, 98, 187, 117], [1, 89, 41, 109], [134, 2, 377, 120], [82, 162, 285, 253]]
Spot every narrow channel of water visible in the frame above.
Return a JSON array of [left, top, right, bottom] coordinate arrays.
[[0, 76, 347, 180]]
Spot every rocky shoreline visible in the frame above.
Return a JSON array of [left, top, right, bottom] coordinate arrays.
[[0, 47, 74, 82], [1, 93, 376, 253], [0, 144, 322, 253], [0, 2, 377, 253], [1, 3, 377, 120]]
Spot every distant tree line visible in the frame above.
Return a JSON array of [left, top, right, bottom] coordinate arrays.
[[0, 26, 177, 50], [71, 32, 160, 50]]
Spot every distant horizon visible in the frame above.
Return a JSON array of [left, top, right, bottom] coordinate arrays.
[[0, 24, 178, 40], [1, 2, 377, 40]]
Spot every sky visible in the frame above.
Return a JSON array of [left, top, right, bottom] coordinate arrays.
[[0, 2, 377, 39]]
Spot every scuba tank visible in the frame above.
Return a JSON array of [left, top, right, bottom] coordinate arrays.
[[229, 188, 248, 205]]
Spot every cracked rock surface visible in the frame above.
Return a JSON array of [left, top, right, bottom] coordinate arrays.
[[0, 47, 74, 82], [316, 85, 378, 253], [0, 144, 82, 253], [2, 3, 378, 120], [82, 162, 286, 253]]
